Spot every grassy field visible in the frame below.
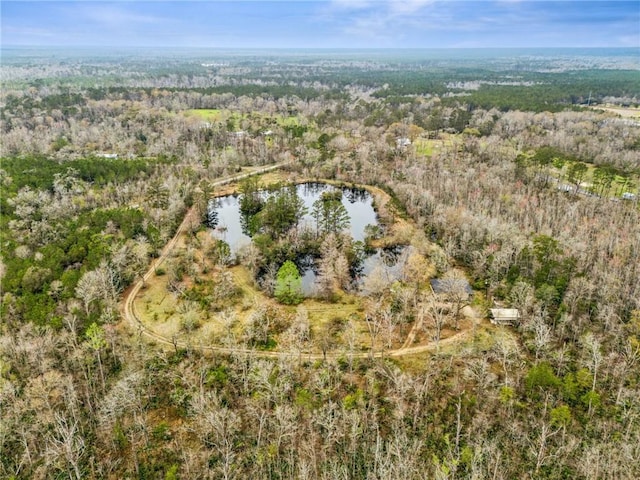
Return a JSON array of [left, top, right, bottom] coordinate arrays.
[[414, 134, 458, 157], [131, 174, 452, 355], [589, 105, 640, 119], [135, 252, 375, 352], [549, 161, 639, 198], [184, 108, 304, 128], [186, 108, 224, 121]]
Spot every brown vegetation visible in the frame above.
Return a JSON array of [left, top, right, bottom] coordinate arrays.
[[1, 56, 639, 478]]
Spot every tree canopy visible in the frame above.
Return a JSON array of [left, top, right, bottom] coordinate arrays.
[[312, 190, 350, 235], [274, 260, 304, 305], [258, 186, 307, 239]]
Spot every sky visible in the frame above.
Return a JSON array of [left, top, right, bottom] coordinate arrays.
[[2, 0, 639, 49]]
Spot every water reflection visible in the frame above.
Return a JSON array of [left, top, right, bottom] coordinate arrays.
[[208, 182, 404, 295]]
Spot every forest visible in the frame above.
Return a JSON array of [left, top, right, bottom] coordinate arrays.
[[1, 48, 639, 479]]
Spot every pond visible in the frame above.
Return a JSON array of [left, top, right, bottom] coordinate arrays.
[[208, 182, 406, 295]]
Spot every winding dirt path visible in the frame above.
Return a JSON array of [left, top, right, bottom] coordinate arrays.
[[121, 164, 480, 359]]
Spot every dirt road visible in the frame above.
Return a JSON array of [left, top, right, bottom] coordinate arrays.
[[121, 163, 480, 359]]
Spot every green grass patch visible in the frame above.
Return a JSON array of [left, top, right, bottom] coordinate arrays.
[[277, 115, 301, 127], [414, 137, 455, 157], [185, 108, 223, 120], [184, 109, 303, 129], [414, 139, 434, 156], [553, 162, 638, 197]]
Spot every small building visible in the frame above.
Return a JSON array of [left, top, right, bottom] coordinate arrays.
[[96, 153, 118, 159], [622, 192, 636, 201], [396, 137, 411, 148], [490, 308, 520, 326]]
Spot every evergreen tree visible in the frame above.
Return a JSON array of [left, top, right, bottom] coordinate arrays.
[[274, 260, 303, 305], [312, 190, 350, 235], [258, 186, 306, 238], [238, 176, 263, 216]]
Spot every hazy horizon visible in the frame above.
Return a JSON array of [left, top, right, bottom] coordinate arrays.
[[2, 1, 639, 49]]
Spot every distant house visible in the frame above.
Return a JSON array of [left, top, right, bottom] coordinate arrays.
[[622, 192, 636, 201], [262, 130, 274, 136], [490, 308, 520, 326], [96, 153, 118, 159], [396, 137, 411, 148]]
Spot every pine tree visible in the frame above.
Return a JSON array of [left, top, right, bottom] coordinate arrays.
[[312, 190, 350, 235], [274, 260, 304, 305]]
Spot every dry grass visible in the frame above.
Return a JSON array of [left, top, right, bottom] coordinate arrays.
[[590, 105, 640, 118], [131, 174, 482, 356], [138, 274, 174, 323]]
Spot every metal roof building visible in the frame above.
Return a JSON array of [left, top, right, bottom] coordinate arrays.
[[489, 308, 520, 325]]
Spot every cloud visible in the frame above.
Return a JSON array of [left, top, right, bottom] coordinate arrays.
[[617, 34, 640, 47], [329, 0, 443, 40], [72, 4, 167, 29], [2, 26, 57, 39], [331, 0, 433, 13], [3, 0, 638, 49], [323, 0, 640, 47], [330, 0, 373, 10], [388, 0, 434, 14]]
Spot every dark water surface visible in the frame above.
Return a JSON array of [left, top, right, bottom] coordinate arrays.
[[208, 183, 405, 295]]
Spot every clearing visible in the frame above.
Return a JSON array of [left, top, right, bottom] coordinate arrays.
[[124, 169, 484, 358]]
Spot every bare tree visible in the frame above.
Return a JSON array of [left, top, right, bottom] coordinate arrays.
[[529, 396, 561, 475], [581, 332, 603, 415], [45, 413, 86, 480], [191, 393, 241, 480], [279, 306, 311, 362], [531, 315, 552, 361], [423, 292, 448, 352], [74, 262, 120, 318], [364, 300, 385, 357], [316, 233, 350, 299], [492, 330, 521, 386], [440, 269, 471, 329], [74, 271, 101, 317]]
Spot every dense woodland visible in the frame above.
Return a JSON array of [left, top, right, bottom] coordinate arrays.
[[1, 48, 640, 479]]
